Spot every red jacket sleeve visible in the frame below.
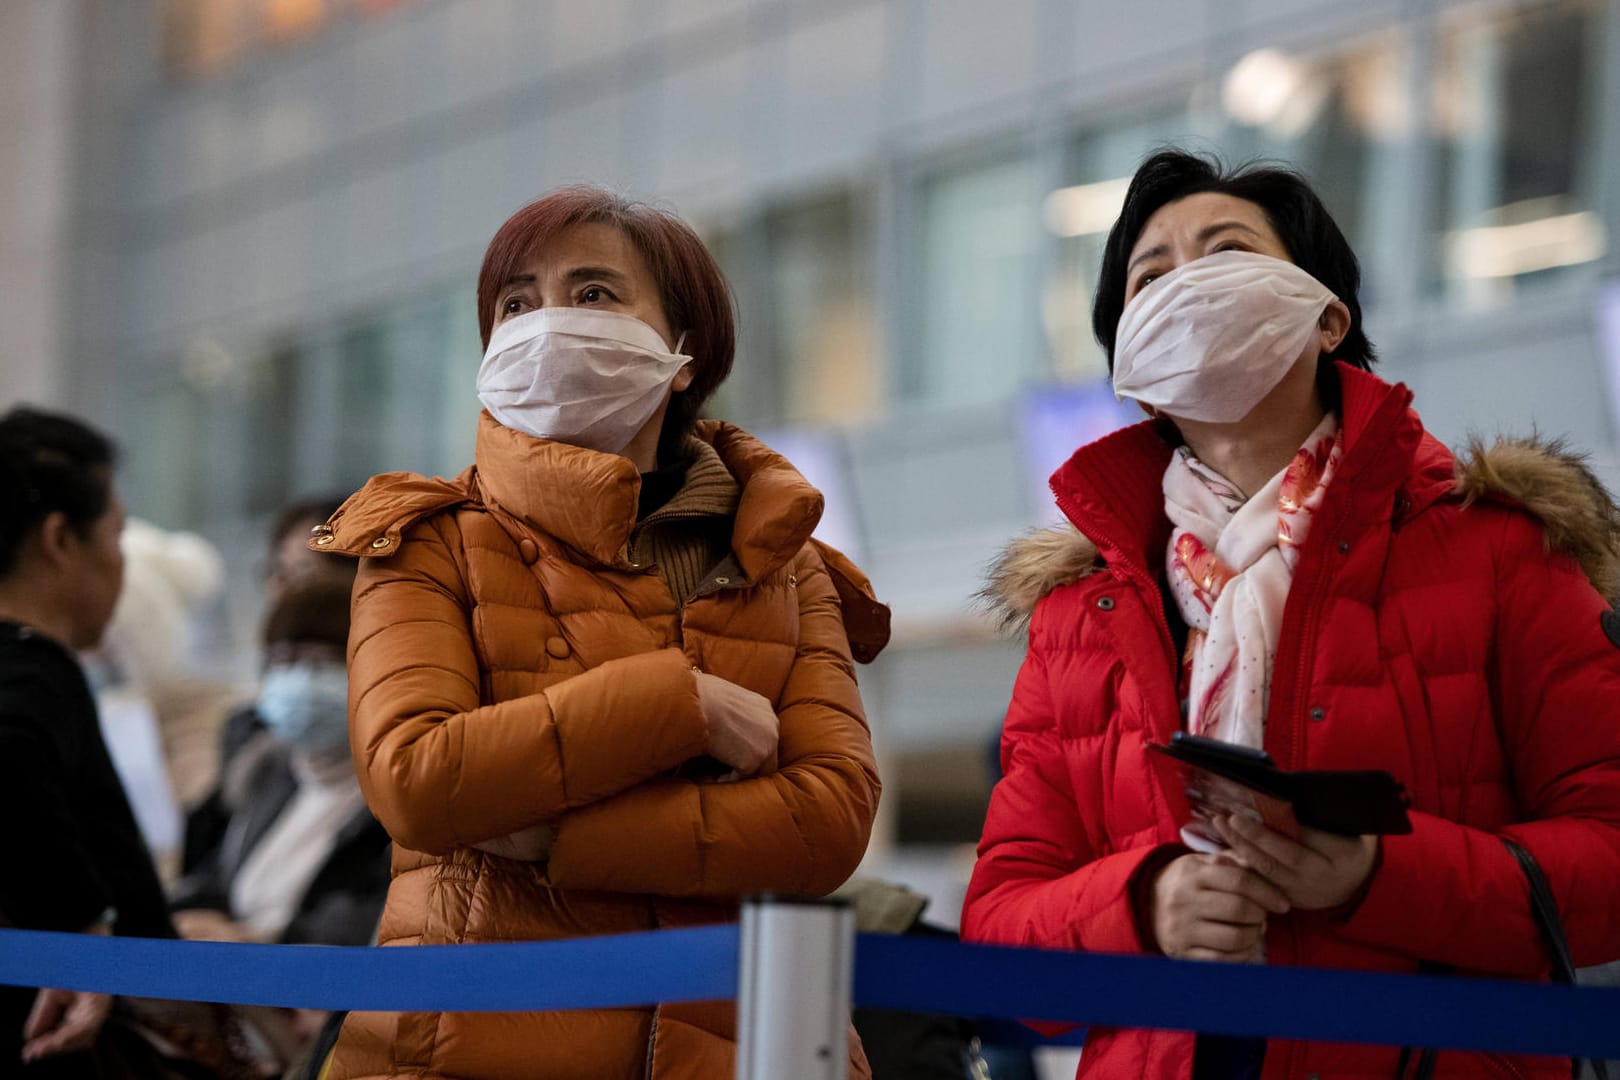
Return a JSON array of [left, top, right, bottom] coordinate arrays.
[[1335, 510, 1620, 975], [962, 598, 1173, 955]]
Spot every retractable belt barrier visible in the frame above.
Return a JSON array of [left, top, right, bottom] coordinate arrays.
[[2, 925, 1618, 1060]]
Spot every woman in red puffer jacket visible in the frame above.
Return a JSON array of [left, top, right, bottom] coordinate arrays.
[[962, 149, 1620, 1080]]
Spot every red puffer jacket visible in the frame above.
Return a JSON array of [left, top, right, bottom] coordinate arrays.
[[963, 365, 1620, 1079]]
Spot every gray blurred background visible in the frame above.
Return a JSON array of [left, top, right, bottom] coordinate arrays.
[[3, 0, 1618, 924]]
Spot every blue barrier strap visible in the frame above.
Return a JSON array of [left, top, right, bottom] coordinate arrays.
[[0, 927, 737, 1012], [4, 926, 1619, 1060], [853, 934, 1620, 1059]]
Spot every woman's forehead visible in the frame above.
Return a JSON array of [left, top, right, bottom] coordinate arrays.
[[517, 221, 649, 277], [1132, 192, 1280, 253]]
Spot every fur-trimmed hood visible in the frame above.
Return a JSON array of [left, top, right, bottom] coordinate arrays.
[[982, 435, 1620, 634]]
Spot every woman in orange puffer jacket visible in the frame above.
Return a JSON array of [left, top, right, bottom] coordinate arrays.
[[312, 187, 886, 1080], [963, 150, 1620, 1079]]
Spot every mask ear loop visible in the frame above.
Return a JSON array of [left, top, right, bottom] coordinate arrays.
[[673, 331, 688, 356]]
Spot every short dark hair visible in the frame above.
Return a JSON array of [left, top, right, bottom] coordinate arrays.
[[0, 407, 117, 578], [476, 186, 736, 462], [263, 578, 352, 652], [1093, 149, 1376, 381]]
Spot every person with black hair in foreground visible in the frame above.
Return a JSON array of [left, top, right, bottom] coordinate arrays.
[[0, 405, 155, 1073], [964, 151, 1620, 1079], [0, 406, 280, 1078]]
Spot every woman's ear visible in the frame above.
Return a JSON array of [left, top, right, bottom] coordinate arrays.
[[1318, 299, 1351, 355], [672, 361, 696, 393]]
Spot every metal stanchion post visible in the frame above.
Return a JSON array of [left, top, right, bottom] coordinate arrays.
[[735, 895, 854, 1080]]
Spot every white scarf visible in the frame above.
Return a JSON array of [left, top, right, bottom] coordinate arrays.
[[1163, 413, 1343, 748]]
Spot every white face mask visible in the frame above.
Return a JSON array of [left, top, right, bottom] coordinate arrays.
[[1112, 250, 1338, 423], [257, 659, 350, 757], [477, 307, 690, 455]]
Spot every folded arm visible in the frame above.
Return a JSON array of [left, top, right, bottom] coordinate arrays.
[[350, 518, 711, 855]]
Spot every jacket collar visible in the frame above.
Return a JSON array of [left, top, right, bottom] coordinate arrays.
[[988, 364, 1620, 632], [1047, 363, 1425, 583], [327, 412, 826, 586], [473, 411, 645, 567]]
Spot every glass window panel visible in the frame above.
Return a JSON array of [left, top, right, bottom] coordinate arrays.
[[702, 221, 781, 430], [911, 152, 1044, 406], [335, 315, 396, 479], [764, 193, 881, 428], [123, 374, 209, 528], [701, 191, 880, 430], [239, 341, 300, 516], [1221, 33, 1410, 314], [437, 287, 483, 474], [1428, 0, 1604, 307]]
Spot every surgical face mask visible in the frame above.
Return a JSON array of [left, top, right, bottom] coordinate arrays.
[[476, 307, 690, 454], [1112, 250, 1338, 423], [257, 660, 350, 757]]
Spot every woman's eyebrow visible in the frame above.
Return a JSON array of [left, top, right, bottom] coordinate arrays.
[[563, 266, 630, 286], [1127, 244, 1169, 276], [1194, 221, 1265, 246]]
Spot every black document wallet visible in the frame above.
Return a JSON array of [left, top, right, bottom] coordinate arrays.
[[1147, 732, 1414, 838]]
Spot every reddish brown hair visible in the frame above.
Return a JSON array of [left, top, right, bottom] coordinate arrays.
[[476, 187, 736, 453]]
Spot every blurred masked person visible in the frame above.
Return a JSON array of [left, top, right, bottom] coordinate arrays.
[[963, 151, 1620, 1080], [312, 186, 887, 1080], [172, 578, 389, 949], [184, 493, 357, 847]]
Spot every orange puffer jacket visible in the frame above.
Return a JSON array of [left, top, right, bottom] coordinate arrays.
[[315, 413, 886, 1080]]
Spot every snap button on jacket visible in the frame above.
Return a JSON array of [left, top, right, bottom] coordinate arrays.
[[317, 413, 886, 1080]]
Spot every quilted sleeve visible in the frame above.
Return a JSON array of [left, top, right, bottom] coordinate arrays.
[[349, 517, 711, 856], [541, 547, 880, 897], [1336, 510, 1620, 974], [960, 596, 1174, 956]]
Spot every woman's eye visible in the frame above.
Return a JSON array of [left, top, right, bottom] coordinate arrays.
[[501, 296, 527, 316], [579, 286, 608, 304], [1135, 273, 1158, 292]]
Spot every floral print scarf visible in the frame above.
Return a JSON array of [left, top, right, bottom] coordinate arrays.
[[1163, 413, 1343, 749]]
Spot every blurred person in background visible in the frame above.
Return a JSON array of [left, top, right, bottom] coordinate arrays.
[[310, 186, 888, 1080], [965, 150, 1620, 1080], [91, 517, 237, 882], [0, 407, 277, 1079], [172, 577, 388, 949], [264, 495, 354, 606], [183, 493, 358, 870]]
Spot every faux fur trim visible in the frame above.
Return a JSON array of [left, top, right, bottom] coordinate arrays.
[[982, 435, 1620, 635], [977, 524, 1100, 635], [1455, 435, 1620, 604]]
